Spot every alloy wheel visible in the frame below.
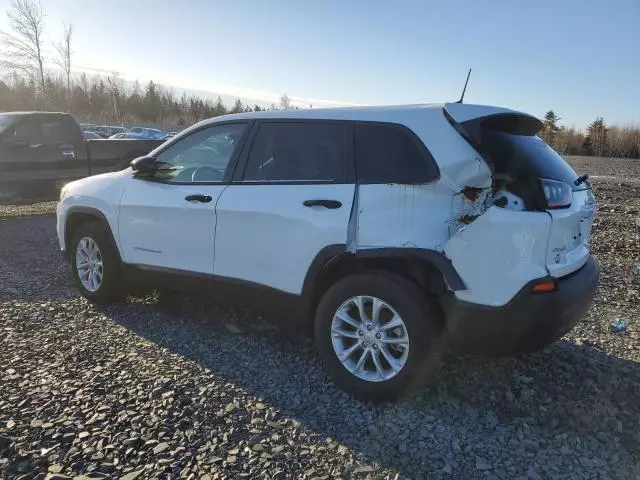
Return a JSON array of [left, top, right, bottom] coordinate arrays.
[[331, 295, 410, 382], [76, 237, 103, 292]]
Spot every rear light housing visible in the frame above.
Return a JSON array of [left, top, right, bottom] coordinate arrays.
[[540, 178, 573, 209]]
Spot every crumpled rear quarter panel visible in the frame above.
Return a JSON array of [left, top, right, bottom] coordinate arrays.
[[444, 206, 551, 306]]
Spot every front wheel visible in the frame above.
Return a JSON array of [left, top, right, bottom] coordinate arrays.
[[70, 221, 123, 303], [314, 273, 443, 402]]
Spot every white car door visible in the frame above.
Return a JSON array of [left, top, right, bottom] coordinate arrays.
[[118, 122, 249, 274], [214, 121, 355, 294]]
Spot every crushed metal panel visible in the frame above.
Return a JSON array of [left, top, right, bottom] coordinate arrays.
[[439, 154, 493, 193], [448, 183, 492, 237], [443, 206, 551, 306]]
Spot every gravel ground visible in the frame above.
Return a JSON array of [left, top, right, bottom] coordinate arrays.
[[0, 202, 56, 219], [566, 155, 640, 180], [1, 157, 639, 479]]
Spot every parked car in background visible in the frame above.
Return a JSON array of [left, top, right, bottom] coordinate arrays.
[[129, 127, 167, 140], [80, 123, 97, 132], [109, 132, 149, 139], [55, 103, 599, 401], [93, 125, 129, 138], [83, 130, 102, 140], [0, 112, 165, 197]]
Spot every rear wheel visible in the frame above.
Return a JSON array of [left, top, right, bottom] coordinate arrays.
[[70, 221, 123, 303], [314, 272, 443, 401]]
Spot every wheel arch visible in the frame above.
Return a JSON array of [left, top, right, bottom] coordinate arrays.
[[301, 245, 465, 329], [64, 206, 122, 262]]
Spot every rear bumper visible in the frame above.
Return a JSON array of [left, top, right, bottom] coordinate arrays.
[[443, 255, 599, 355]]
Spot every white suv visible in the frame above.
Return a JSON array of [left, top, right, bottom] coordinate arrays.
[[56, 103, 599, 401]]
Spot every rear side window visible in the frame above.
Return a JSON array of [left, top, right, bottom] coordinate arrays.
[[41, 121, 67, 144], [244, 122, 347, 182], [484, 131, 578, 185], [355, 123, 438, 184]]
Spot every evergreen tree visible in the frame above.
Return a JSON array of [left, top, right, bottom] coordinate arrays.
[[213, 96, 227, 116], [231, 98, 244, 114], [583, 118, 607, 156], [143, 81, 160, 122], [540, 110, 561, 147], [279, 93, 291, 110], [543, 110, 561, 132]]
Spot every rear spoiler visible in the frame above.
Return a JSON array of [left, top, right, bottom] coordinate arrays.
[[442, 103, 543, 166]]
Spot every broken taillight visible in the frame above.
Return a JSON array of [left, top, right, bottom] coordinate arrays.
[[540, 178, 573, 209]]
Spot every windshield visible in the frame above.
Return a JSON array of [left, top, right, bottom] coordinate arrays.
[[0, 115, 17, 135]]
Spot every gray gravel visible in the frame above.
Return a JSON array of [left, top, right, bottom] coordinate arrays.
[[1, 162, 640, 478], [0, 201, 56, 219]]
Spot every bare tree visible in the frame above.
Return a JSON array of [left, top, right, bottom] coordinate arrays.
[[279, 93, 291, 110], [53, 22, 73, 94], [0, 0, 46, 92]]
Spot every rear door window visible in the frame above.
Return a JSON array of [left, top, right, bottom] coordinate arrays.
[[243, 122, 347, 182], [355, 123, 438, 184]]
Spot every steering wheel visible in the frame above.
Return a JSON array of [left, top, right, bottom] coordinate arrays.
[[191, 165, 223, 182]]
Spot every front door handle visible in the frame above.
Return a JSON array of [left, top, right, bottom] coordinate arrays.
[[185, 194, 212, 203], [62, 149, 75, 159], [303, 199, 342, 209]]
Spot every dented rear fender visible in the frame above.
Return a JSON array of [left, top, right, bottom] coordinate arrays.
[[443, 206, 552, 306]]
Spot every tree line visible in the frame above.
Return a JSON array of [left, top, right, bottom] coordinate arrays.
[[0, 0, 291, 130], [539, 110, 639, 159], [1, 0, 638, 158], [0, 72, 278, 129]]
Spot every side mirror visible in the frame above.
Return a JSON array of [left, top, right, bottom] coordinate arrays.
[[130, 155, 157, 176]]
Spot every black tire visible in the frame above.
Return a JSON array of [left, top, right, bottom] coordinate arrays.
[[70, 221, 123, 303], [314, 272, 443, 402]]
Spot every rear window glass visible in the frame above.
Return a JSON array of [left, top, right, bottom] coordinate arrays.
[[484, 131, 578, 185], [41, 121, 68, 144], [0, 115, 17, 134], [355, 124, 438, 184]]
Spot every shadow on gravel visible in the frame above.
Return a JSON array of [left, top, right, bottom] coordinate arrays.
[[2, 212, 639, 476], [0, 216, 77, 302], [106, 293, 640, 477]]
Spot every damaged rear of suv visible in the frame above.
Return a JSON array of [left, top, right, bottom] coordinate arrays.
[[56, 103, 598, 401], [312, 103, 598, 400], [441, 103, 598, 355]]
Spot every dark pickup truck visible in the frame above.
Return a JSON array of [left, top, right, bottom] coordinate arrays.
[[0, 111, 165, 198]]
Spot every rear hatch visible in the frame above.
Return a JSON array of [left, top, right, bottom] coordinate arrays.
[[445, 103, 596, 278]]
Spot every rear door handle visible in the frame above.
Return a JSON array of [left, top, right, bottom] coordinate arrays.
[[185, 194, 212, 203], [303, 199, 342, 209]]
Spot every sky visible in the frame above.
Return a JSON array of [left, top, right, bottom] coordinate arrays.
[[0, 0, 638, 127]]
